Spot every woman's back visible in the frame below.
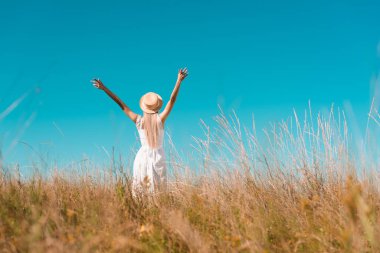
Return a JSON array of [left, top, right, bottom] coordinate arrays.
[[135, 114, 164, 149]]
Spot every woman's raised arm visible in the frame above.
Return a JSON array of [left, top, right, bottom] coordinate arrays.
[[159, 68, 188, 124], [91, 78, 138, 123]]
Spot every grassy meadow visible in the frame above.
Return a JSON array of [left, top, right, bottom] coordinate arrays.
[[1, 105, 380, 252]]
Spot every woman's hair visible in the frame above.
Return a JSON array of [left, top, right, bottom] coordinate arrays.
[[142, 113, 160, 148]]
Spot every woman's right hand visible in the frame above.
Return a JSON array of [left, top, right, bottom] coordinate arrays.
[[91, 78, 105, 90], [177, 68, 188, 81]]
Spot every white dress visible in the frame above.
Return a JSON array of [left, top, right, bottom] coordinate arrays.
[[132, 114, 167, 194]]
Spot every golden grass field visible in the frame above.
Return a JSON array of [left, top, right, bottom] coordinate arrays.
[[1, 106, 380, 252]]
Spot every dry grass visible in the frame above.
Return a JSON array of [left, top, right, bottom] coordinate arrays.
[[1, 106, 380, 252]]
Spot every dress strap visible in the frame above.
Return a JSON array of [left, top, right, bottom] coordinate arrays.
[[157, 114, 164, 128], [136, 115, 143, 129]]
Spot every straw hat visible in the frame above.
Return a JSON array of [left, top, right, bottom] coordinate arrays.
[[139, 92, 163, 114]]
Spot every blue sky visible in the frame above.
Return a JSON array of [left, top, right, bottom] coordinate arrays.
[[1, 0, 379, 170]]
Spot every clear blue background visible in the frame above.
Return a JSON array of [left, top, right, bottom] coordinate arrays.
[[1, 0, 379, 170]]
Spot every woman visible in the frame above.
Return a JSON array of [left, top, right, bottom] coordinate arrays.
[[91, 68, 188, 194]]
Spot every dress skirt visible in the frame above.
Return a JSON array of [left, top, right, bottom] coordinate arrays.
[[132, 146, 167, 194]]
